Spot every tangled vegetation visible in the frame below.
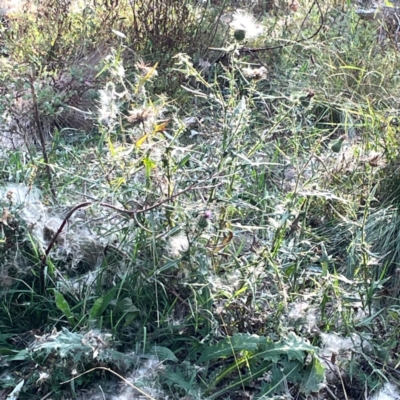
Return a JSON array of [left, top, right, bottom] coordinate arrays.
[[0, 0, 400, 399]]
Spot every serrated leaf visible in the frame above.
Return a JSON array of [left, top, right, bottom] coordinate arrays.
[[261, 333, 317, 362], [198, 334, 262, 363], [32, 328, 87, 359], [301, 357, 325, 395], [164, 370, 193, 393]]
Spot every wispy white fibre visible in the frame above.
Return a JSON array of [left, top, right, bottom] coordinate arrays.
[[230, 10, 264, 39], [168, 234, 189, 258], [98, 82, 119, 126], [370, 382, 400, 400]]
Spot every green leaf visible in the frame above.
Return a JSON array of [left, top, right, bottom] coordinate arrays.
[[143, 156, 156, 178], [164, 369, 193, 393], [149, 346, 178, 362], [256, 361, 303, 398], [0, 348, 20, 356], [260, 333, 318, 363], [54, 290, 76, 327], [116, 297, 139, 314], [7, 379, 24, 400], [198, 334, 262, 363], [115, 297, 139, 326], [89, 287, 118, 319], [5, 349, 29, 361], [301, 357, 325, 395], [208, 360, 274, 398]]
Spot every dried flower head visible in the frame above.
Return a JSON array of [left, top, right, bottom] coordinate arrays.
[[126, 108, 154, 125], [365, 151, 386, 168], [242, 66, 268, 80], [135, 58, 158, 79], [230, 10, 264, 40], [289, 0, 300, 12]]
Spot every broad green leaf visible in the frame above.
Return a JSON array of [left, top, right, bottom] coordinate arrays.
[[260, 333, 318, 363], [54, 290, 75, 327], [0, 348, 20, 355], [198, 334, 262, 362], [208, 360, 273, 399], [5, 349, 29, 361], [124, 312, 139, 325], [164, 370, 193, 393], [301, 357, 325, 395], [150, 346, 178, 362], [256, 361, 303, 398], [116, 297, 139, 313], [89, 287, 117, 319]]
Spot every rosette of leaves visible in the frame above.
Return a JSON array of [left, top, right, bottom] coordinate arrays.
[[186, 332, 324, 398]]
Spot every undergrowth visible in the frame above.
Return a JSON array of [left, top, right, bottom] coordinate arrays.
[[0, 0, 400, 399]]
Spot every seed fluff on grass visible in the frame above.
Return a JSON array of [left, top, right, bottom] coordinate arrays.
[[98, 82, 120, 126], [168, 234, 189, 258]]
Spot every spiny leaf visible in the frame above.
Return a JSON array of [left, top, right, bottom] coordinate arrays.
[[198, 334, 262, 362], [301, 357, 325, 395], [260, 333, 318, 362]]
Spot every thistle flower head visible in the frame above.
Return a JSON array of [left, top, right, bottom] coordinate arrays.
[[135, 59, 158, 79], [126, 107, 154, 126], [230, 10, 264, 40], [242, 66, 268, 80]]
